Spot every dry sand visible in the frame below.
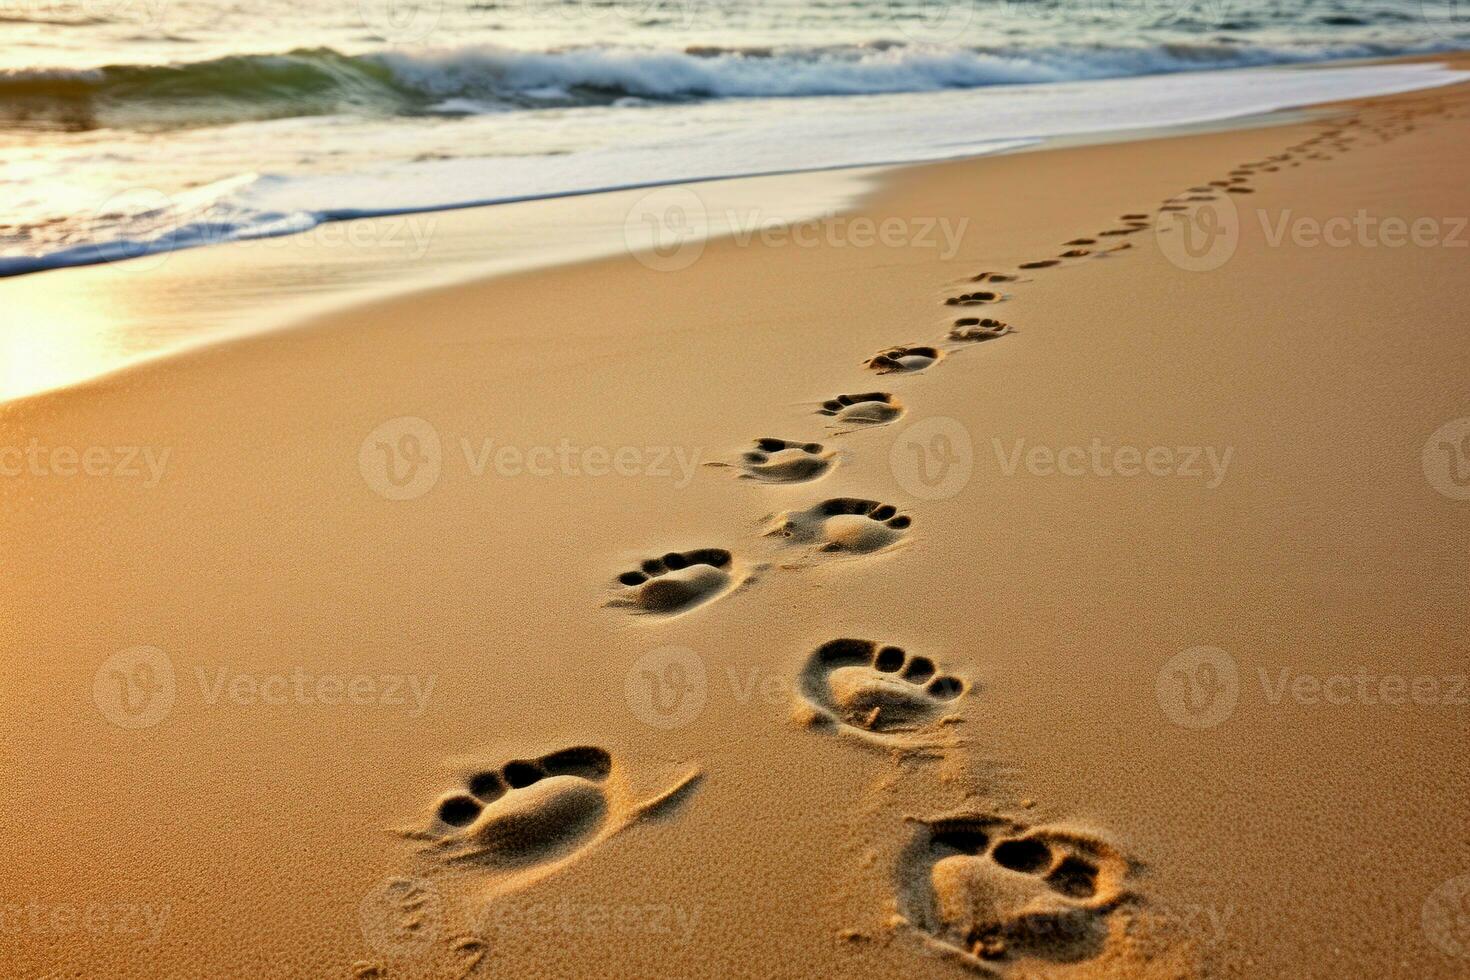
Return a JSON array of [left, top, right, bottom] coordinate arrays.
[[3, 69, 1470, 978]]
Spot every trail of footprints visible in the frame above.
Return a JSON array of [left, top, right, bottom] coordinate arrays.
[[383, 102, 1465, 975]]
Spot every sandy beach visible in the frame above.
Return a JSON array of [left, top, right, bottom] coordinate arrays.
[[4, 65, 1470, 979]]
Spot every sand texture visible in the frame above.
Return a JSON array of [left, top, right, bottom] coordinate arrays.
[[3, 74, 1470, 978]]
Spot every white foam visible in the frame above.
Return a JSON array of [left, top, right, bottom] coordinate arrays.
[[369, 40, 1459, 102], [243, 62, 1470, 217]]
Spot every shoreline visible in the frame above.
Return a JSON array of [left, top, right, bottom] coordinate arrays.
[[4, 60, 1470, 978], [2, 54, 1466, 404]]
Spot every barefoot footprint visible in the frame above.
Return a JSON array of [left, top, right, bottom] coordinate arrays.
[[817, 392, 904, 427], [896, 813, 1135, 970], [867, 346, 943, 374], [409, 746, 699, 898], [733, 438, 835, 484], [768, 497, 911, 555], [612, 548, 744, 615], [949, 318, 1011, 343], [796, 638, 966, 747], [945, 290, 1003, 306]]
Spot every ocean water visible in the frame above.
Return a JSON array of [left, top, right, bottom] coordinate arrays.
[[1, 0, 1467, 274]]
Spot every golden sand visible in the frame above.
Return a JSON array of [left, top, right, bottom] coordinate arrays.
[[3, 72, 1469, 978]]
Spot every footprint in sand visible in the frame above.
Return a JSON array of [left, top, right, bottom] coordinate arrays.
[[1058, 248, 1091, 258], [732, 438, 835, 484], [795, 638, 966, 747], [612, 548, 745, 615], [818, 392, 904, 427], [767, 497, 911, 555], [1018, 259, 1060, 269], [970, 272, 1018, 284], [867, 346, 943, 374], [945, 290, 1004, 306], [949, 317, 1011, 343], [409, 746, 698, 897], [895, 813, 1135, 969], [1063, 238, 1095, 246]]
